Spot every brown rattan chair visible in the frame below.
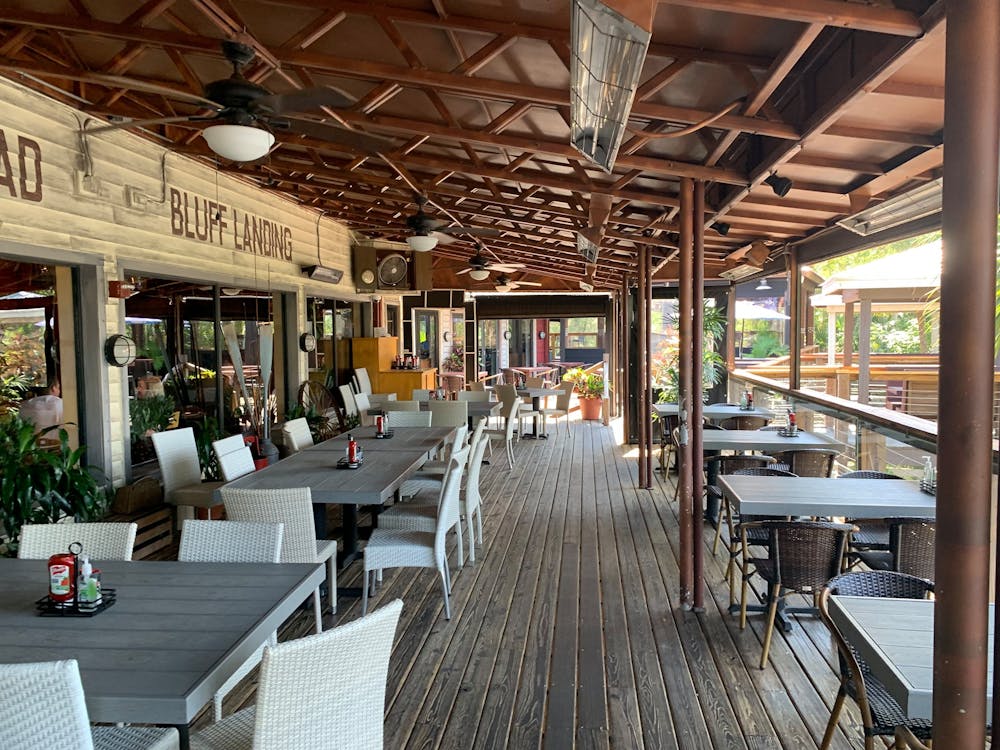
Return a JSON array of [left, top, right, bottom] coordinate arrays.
[[768, 448, 838, 477], [818, 571, 934, 750], [739, 519, 853, 668], [839, 470, 904, 564], [657, 413, 679, 475], [720, 415, 769, 430], [855, 517, 935, 581]]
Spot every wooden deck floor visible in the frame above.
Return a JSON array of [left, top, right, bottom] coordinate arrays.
[[194, 415, 876, 749]]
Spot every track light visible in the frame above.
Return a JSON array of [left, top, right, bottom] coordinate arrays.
[[712, 222, 730, 236], [764, 174, 794, 197]]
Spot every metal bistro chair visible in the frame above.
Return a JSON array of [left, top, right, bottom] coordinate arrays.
[[0, 659, 179, 750], [818, 571, 935, 750], [190, 600, 403, 750], [739, 519, 854, 669]]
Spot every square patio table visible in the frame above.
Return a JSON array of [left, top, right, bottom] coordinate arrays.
[[654, 402, 772, 421], [0, 558, 324, 749], [416, 399, 501, 429], [701, 429, 842, 452], [516, 386, 564, 438], [828, 596, 994, 720], [716, 476, 936, 518]]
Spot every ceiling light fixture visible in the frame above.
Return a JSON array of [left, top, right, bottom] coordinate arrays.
[[202, 124, 275, 162], [712, 222, 731, 236], [569, 0, 651, 173], [755, 278, 772, 291], [836, 177, 942, 236], [764, 174, 794, 197], [469, 269, 490, 281], [406, 234, 438, 252]]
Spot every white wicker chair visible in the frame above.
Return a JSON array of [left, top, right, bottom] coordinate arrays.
[[540, 381, 574, 434], [190, 599, 402, 750], [385, 410, 432, 427], [363, 454, 466, 619], [411, 389, 432, 401], [409, 423, 469, 479], [0, 659, 179, 750], [379, 445, 470, 567], [213, 435, 256, 482], [483, 397, 520, 469], [461, 421, 492, 562], [353, 392, 374, 426], [352, 368, 397, 409], [457, 390, 490, 402], [18, 522, 137, 561], [386, 400, 420, 412], [428, 400, 468, 428], [280, 417, 313, 454], [338, 384, 359, 422], [151, 427, 224, 520], [179, 520, 284, 722], [221, 486, 337, 632]]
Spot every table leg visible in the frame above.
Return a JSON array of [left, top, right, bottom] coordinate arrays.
[[337, 504, 361, 568], [175, 724, 190, 750], [521, 396, 546, 439]]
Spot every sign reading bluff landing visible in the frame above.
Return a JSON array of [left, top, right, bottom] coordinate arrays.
[[169, 187, 293, 261]]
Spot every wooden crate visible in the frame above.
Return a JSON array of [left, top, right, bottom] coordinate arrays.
[[105, 505, 174, 560]]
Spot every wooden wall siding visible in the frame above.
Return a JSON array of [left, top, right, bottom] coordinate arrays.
[[205, 415, 871, 749]]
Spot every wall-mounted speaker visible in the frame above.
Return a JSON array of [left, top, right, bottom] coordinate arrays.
[[353, 244, 377, 292]]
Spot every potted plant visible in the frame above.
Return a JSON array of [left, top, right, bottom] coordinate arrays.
[[0, 414, 110, 556], [563, 367, 605, 421], [441, 343, 465, 374], [129, 394, 176, 463]]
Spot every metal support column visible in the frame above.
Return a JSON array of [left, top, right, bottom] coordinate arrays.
[[637, 245, 648, 488], [788, 249, 801, 390], [644, 242, 654, 486], [692, 181, 706, 609], [935, 0, 1000, 744], [622, 274, 631, 442], [678, 177, 694, 607]]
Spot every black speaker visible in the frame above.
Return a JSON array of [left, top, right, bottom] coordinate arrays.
[[353, 244, 377, 292]]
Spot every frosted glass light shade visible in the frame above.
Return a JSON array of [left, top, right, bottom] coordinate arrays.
[[469, 269, 490, 281], [407, 234, 438, 252], [203, 125, 275, 162]]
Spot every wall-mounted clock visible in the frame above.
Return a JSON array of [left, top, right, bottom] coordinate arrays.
[[378, 253, 408, 287], [538, 330, 547, 340], [299, 332, 317, 352], [503, 329, 512, 341], [104, 334, 137, 367]]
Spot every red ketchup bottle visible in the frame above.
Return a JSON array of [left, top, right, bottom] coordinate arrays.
[[347, 434, 358, 464], [48, 551, 76, 604], [788, 410, 797, 431]]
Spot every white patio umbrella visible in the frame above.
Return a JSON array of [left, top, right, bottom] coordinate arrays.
[[735, 300, 789, 358]]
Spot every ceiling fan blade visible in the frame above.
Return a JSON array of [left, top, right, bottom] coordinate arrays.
[[279, 117, 395, 154], [88, 115, 219, 134], [489, 263, 526, 272], [455, 267, 473, 275], [514, 281, 543, 287], [88, 74, 222, 108], [250, 86, 354, 116], [437, 226, 502, 237], [431, 232, 459, 245]]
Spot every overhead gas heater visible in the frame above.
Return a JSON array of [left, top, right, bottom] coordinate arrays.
[[836, 178, 943, 236], [302, 265, 344, 284], [570, 0, 651, 173], [719, 241, 770, 282]]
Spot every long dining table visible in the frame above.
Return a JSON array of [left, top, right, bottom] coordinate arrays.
[[218, 426, 456, 566], [0, 558, 324, 750]]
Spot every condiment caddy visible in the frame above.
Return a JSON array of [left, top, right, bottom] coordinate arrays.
[[37, 541, 116, 617]]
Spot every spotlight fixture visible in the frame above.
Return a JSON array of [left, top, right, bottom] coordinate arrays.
[[755, 278, 772, 291], [406, 234, 438, 252], [468, 269, 490, 282], [764, 174, 794, 198], [569, 0, 651, 172], [712, 222, 730, 236], [202, 124, 275, 162]]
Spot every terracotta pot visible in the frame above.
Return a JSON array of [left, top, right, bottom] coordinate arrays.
[[578, 396, 603, 421]]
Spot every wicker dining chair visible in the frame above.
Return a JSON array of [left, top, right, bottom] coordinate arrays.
[[212, 434, 256, 482], [281, 417, 314, 454], [362, 455, 467, 620], [18, 522, 138, 561], [839, 470, 904, 564], [190, 599, 403, 750], [720, 415, 769, 430], [151, 427, 225, 521], [818, 571, 935, 750], [221, 486, 338, 631], [411, 389, 432, 401], [739, 519, 854, 668], [855, 517, 936, 581], [178, 520, 284, 722], [457, 390, 490, 402], [385, 409, 432, 427], [0, 659, 179, 750], [769, 448, 839, 477]]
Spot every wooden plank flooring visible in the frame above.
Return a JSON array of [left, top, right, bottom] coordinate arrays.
[[191, 415, 882, 749]]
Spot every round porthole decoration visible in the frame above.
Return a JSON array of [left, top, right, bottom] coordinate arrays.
[[104, 334, 137, 367], [299, 332, 317, 353]]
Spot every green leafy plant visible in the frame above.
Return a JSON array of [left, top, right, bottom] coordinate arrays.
[[563, 367, 605, 399], [129, 395, 176, 440], [652, 302, 725, 403], [442, 344, 465, 373], [286, 402, 335, 443], [0, 415, 109, 556], [0, 352, 31, 416], [749, 330, 789, 358], [191, 415, 224, 481]]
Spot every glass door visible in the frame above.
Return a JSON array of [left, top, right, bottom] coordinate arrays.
[[415, 309, 438, 368]]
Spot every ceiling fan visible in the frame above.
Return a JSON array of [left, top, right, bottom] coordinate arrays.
[[87, 40, 394, 160], [454, 248, 525, 281], [382, 194, 503, 252], [494, 275, 542, 293]]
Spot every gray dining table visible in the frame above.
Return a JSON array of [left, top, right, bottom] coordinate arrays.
[[654, 403, 772, 421], [828, 596, 994, 720], [0, 558, 324, 749], [716, 475, 936, 518], [315, 426, 456, 456], [701, 429, 842, 452]]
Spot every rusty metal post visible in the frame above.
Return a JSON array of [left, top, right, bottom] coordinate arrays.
[[678, 177, 694, 607], [725, 284, 736, 372], [692, 181, 705, 610], [645, 241, 654, 486], [637, 245, 649, 488], [787, 249, 801, 390], [935, 0, 1000, 744], [621, 274, 631, 442]]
